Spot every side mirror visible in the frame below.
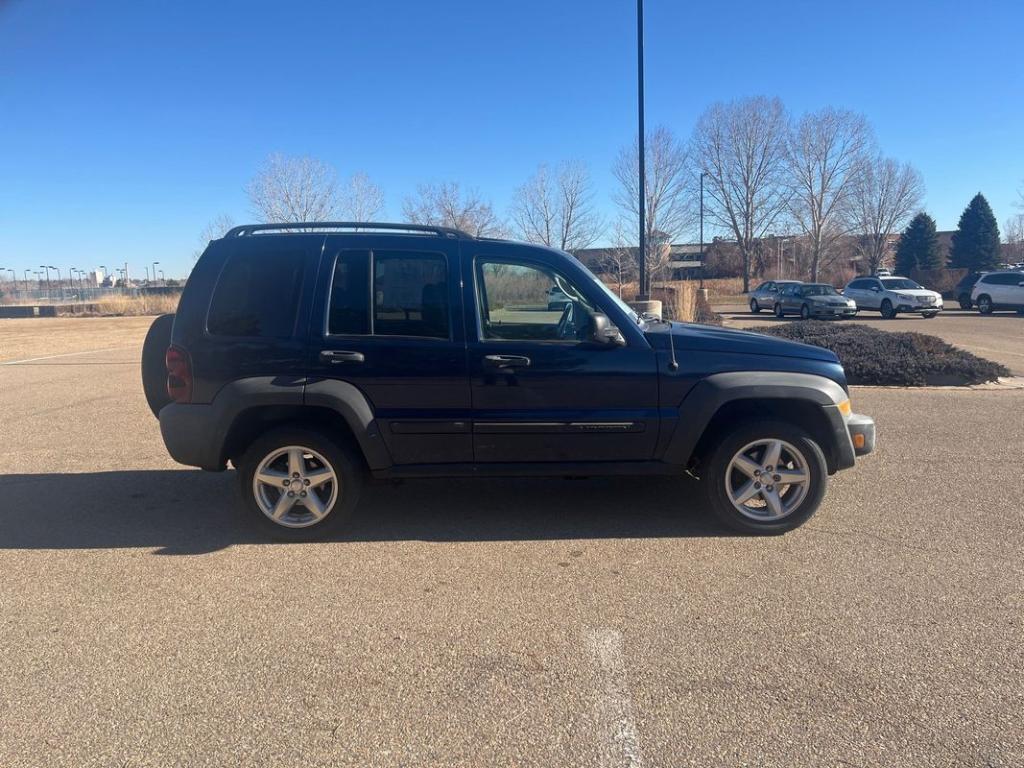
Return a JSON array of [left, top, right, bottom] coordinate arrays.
[[871, 286, 881, 292], [590, 313, 625, 346]]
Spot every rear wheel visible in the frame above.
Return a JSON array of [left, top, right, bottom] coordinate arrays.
[[977, 295, 993, 314], [880, 299, 895, 319], [800, 303, 811, 320], [749, 298, 761, 314], [959, 294, 972, 311], [141, 313, 175, 418], [702, 420, 827, 534], [774, 303, 784, 318], [238, 427, 363, 541]]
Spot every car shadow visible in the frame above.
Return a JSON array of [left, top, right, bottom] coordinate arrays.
[[0, 469, 729, 555]]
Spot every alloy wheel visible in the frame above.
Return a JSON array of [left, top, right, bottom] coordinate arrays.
[[252, 445, 340, 528], [724, 438, 810, 521]]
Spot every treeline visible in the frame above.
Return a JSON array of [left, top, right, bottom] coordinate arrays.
[[196, 96, 1023, 288]]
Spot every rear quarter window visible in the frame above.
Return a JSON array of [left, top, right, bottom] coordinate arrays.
[[207, 247, 305, 337]]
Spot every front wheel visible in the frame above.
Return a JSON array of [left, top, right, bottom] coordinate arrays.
[[750, 298, 761, 314], [702, 421, 828, 535], [880, 299, 895, 319], [800, 304, 811, 320], [238, 427, 363, 541], [977, 295, 993, 314], [922, 311, 938, 319]]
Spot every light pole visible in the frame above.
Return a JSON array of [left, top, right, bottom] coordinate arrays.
[[152, 261, 160, 287], [777, 239, 791, 279], [24, 269, 32, 293], [636, 0, 648, 301], [39, 265, 51, 298], [145, 266, 150, 283]]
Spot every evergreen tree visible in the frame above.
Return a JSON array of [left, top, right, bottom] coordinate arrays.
[[895, 212, 942, 273], [950, 193, 1001, 270]]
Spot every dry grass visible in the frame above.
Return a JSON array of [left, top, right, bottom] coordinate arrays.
[[92, 294, 180, 316], [700, 277, 746, 301]]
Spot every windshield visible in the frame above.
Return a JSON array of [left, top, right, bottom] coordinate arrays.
[[881, 278, 922, 290], [802, 284, 838, 296]]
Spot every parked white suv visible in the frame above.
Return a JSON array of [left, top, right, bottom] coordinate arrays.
[[971, 271, 1024, 314], [842, 276, 943, 319]]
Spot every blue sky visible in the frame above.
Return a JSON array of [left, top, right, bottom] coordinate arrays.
[[1, 0, 1022, 278]]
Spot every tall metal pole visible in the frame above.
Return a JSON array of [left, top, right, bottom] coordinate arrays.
[[636, 0, 647, 300], [699, 172, 705, 289]]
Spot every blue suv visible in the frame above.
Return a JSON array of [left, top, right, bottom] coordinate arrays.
[[144, 222, 875, 539]]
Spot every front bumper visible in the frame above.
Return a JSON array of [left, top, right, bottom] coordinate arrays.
[[811, 305, 858, 317], [895, 303, 942, 314], [847, 413, 875, 456]]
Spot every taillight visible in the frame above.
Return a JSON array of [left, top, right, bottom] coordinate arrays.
[[165, 345, 193, 404]]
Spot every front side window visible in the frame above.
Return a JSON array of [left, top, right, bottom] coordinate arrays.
[[881, 278, 921, 290], [208, 248, 304, 337], [477, 260, 597, 342]]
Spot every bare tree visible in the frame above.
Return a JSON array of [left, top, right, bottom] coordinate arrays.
[[1004, 213, 1024, 263], [511, 161, 604, 252], [339, 171, 385, 222], [786, 108, 873, 280], [402, 182, 503, 236], [193, 213, 236, 261], [849, 155, 924, 273], [596, 221, 640, 295], [613, 126, 692, 283], [692, 96, 791, 292], [246, 153, 339, 223]]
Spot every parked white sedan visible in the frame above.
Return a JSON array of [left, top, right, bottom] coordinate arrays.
[[842, 276, 943, 319]]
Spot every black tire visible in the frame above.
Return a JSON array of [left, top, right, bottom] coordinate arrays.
[[702, 420, 828, 535], [977, 295, 993, 315], [750, 298, 761, 314], [800, 303, 811, 320], [922, 311, 938, 319], [238, 427, 364, 542], [141, 313, 175, 418], [880, 299, 895, 319], [774, 303, 784, 318], [958, 294, 972, 311]]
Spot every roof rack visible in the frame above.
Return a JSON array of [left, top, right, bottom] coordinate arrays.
[[223, 222, 473, 239]]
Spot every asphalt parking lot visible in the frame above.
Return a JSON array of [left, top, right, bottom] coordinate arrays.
[[1, 318, 1022, 767], [717, 304, 1024, 375]]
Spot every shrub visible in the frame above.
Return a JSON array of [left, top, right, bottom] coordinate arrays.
[[757, 321, 1008, 386]]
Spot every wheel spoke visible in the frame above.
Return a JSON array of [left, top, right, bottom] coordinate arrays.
[[732, 454, 761, 479], [732, 479, 760, 506], [256, 469, 289, 488], [287, 448, 306, 478], [304, 491, 327, 519], [762, 487, 783, 518], [305, 468, 334, 489], [272, 492, 298, 520], [774, 467, 806, 485], [762, 440, 782, 469]]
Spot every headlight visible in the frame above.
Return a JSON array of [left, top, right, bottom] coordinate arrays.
[[897, 293, 912, 301], [847, 300, 856, 307]]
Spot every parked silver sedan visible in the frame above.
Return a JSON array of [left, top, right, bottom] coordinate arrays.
[[748, 280, 802, 313], [774, 283, 858, 319]]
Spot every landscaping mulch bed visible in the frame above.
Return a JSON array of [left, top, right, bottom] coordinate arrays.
[[758, 321, 1009, 386]]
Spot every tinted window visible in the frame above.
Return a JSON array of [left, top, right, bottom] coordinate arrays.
[[208, 248, 304, 337], [756, 282, 772, 291], [987, 273, 1024, 285], [373, 252, 449, 338], [848, 279, 867, 289], [327, 251, 370, 335], [881, 278, 921, 290], [477, 260, 597, 341]]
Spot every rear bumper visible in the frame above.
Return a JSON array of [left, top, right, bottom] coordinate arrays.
[[847, 413, 875, 457], [159, 402, 225, 471]]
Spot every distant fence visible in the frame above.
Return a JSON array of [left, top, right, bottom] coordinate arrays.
[[0, 285, 182, 305]]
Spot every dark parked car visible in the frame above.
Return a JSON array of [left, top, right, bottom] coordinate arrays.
[[773, 283, 858, 320], [144, 222, 875, 539], [953, 272, 983, 310], [748, 280, 802, 313]]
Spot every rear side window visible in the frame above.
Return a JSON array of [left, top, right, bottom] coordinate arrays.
[[327, 250, 449, 339], [207, 248, 304, 337]]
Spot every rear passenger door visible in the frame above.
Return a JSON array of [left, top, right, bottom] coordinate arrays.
[[306, 235, 472, 465]]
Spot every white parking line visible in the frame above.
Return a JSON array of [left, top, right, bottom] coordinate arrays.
[[585, 628, 643, 768], [0, 347, 126, 366]]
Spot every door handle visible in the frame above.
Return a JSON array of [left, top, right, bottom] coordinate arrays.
[[320, 350, 365, 364], [483, 354, 531, 369]]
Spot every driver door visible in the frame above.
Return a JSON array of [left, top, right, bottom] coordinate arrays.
[[467, 245, 660, 463]]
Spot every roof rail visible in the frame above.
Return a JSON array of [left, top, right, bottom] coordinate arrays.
[[223, 222, 473, 239]]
